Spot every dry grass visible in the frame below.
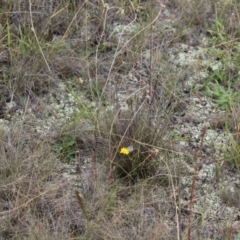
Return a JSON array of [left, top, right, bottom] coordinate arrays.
[[0, 122, 86, 239], [1, 0, 240, 239]]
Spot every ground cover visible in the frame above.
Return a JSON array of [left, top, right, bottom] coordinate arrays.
[[0, 0, 240, 239]]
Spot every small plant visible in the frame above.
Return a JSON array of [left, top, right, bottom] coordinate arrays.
[[100, 91, 170, 182], [204, 80, 238, 110], [205, 69, 228, 86], [225, 138, 240, 169], [207, 17, 226, 43], [222, 105, 240, 169], [117, 0, 146, 15], [52, 134, 77, 163]]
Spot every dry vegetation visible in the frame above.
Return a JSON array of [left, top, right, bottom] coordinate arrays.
[[0, 0, 240, 239]]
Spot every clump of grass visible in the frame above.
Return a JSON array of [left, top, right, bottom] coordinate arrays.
[[52, 134, 77, 163], [204, 80, 238, 110], [220, 186, 240, 208], [223, 105, 240, 169], [100, 88, 172, 182], [0, 1, 86, 103], [0, 122, 87, 239], [225, 138, 240, 169]]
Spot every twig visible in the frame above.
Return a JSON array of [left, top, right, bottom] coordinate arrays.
[[28, 0, 51, 72]]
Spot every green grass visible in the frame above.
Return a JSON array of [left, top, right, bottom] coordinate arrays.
[[225, 138, 240, 169], [204, 80, 238, 110]]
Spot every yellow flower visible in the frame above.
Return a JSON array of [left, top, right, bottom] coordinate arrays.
[[120, 147, 130, 155]]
